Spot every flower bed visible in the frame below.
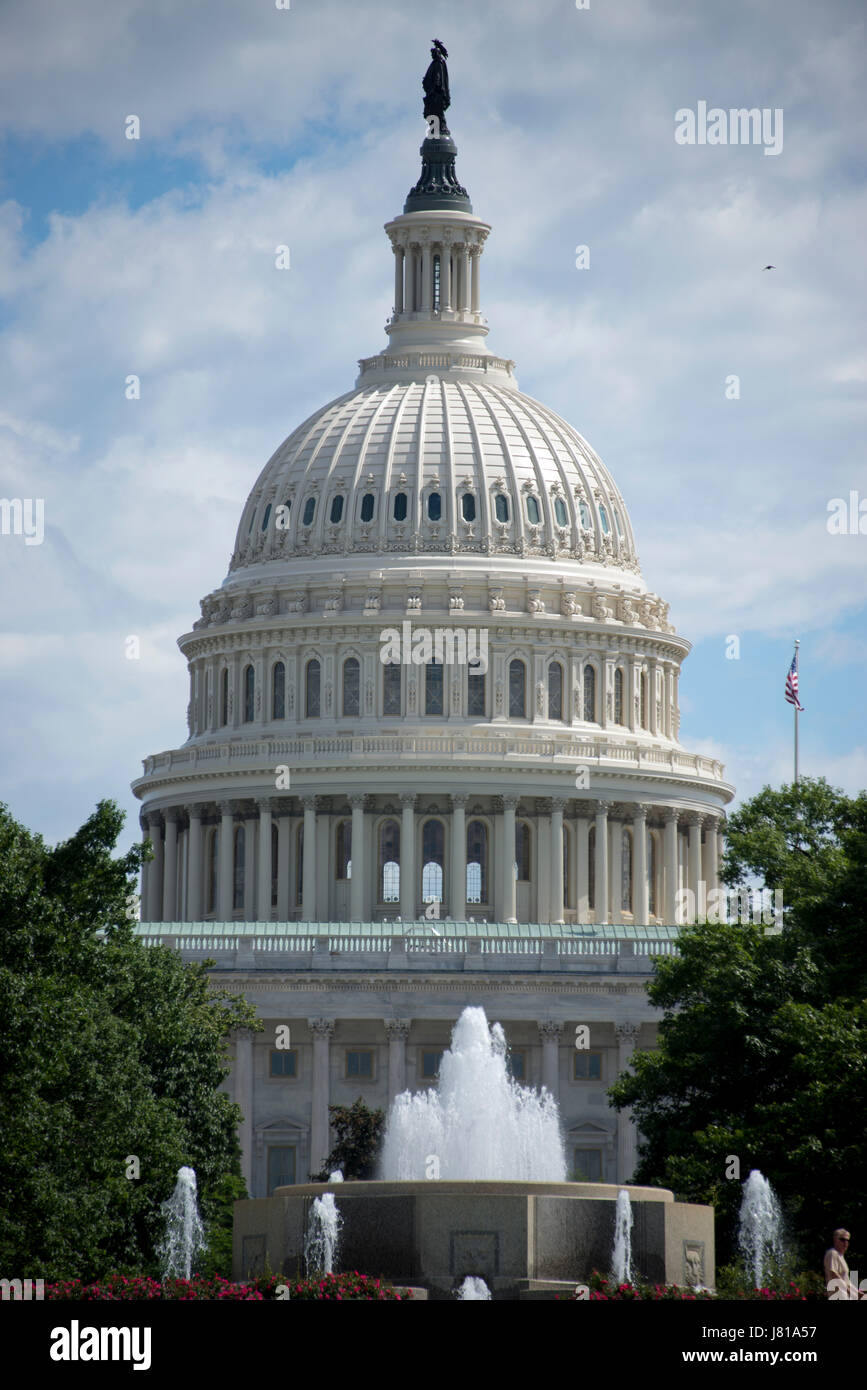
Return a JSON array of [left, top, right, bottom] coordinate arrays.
[[45, 1272, 407, 1301], [559, 1270, 820, 1300]]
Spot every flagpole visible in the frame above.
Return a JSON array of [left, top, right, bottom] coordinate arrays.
[[794, 639, 800, 784]]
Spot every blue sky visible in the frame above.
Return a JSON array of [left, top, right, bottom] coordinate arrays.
[[1, 0, 865, 852]]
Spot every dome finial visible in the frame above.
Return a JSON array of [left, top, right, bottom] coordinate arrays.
[[405, 41, 471, 213]]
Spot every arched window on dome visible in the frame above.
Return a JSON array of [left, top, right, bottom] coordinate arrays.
[[515, 821, 531, 881], [494, 493, 510, 524], [461, 493, 476, 522], [639, 670, 648, 729], [467, 664, 486, 717], [336, 820, 351, 880], [393, 492, 408, 522], [276, 498, 292, 531], [220, 668, 229, 727], [295, 825, 303, 906], [614, 668, 624, 725], [261, 503, 271, 532], [272, 661, 285, 720], [270, 822, 278, 910], [329, 495, 344, 524], [379, 819, 400, 903], [588, 825, 595, 911], [206, 828, 218, 915], [583, 664, 597, 723], [243, 664, 254, 723], [579, 500, 592, 530], [305, 659, 321, 718], [360, 492, 375, 523], [302, 497, 316, 526], [466, 820, 487, 904], [613, 509, 624, 539], [526, 495, 541, 526], [509, 659, 526, 718], [233, 825, 245, 912], [427, 491, 442, 522], [342, 658, 360, 717], [598, 503, 611, 536], [554, 496, 568, 527], [421, 819, 444, 903], [548, 661, 563, 721], [425, 659, 443, 716], [383, 662, 401, 716], [621, 827, 633, 914]]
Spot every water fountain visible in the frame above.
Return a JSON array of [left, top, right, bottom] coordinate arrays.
[[305, 1191, 342, 1276], [381, 1007, 565, 1180], [158, 1166, 207, 1280], [612, 1189, 633, 1285], [457, 1276, 491, 1300], [234, 1007, 716, 1297], [738, 1170, 783, 1288]]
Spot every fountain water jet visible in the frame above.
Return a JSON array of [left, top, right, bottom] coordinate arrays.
[[457, 1276, 491, 1300], [612, 1189, 633, 1285], [738, 1170, 783, 1288], [158, 1166, 207, 1280], [381, 1007, 566, 1180], [305, 1191, 342, 1275]]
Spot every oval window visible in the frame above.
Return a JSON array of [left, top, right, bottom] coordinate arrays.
[[393, 492, 408, 522], [526, 496, 541, 525], [360, 492, 375, 522], [554, 496, 567, 526], [599, 504, 610, 535], [495, 494, 510, 523], [427, 492, 442, 522], [302, 497, 316, 526], [330, 495, 344, 524], [261, 503, 272, 532], [461, 493, 476, 522]]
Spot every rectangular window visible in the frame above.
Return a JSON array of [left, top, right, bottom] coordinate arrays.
[[573, 1051, 603, 1081], [268, 1145, 296, 1193], [573, 1148, 603, 1182], [421, 1049, 444, 1079], [269, 1050, 298, 1078], [507, 1050, 527, 1081], [467, 670, 486, 716], [425, 660, 444, 716], [345, 1049, 375, 1079], [383, 662, 402, 715]]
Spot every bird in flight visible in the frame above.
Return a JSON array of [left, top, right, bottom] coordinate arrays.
[[762, 265, 776, 271]]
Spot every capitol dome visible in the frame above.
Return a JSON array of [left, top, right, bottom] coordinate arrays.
[[133, 68, 732, 934]]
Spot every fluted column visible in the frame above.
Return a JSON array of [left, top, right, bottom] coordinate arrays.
[[594, 801, 610, 923], [420, 240, 432, 312], [218, 801, 234, 920], [139, 818, 152, 922], [501, 796, 518, 924], [385, 1019, 410, 1104], [276, 802, 291, 920], [663, 662, 675, 739], [628, 658, 640, 733], [702, 816, 719, 902], [187, 804, 204, 922], [393, 243, 404, 314], [609, 814, 622, 925], [451, 794, 467, 921], [458, 242, 470, 311], [234, 1028, 255, 1193], [302, 796, 317, 921], [400, 793, 416, 921], [257, 799, 272, 921], [244, 816, 256, 921], [576, 814, 590, 923], [663, 810, 678, 925], [349, 794, 366, 922], [441, 237, 452, 310], [309, 1018, 334, 1177], [148, 813, 164, 923], [615, 1022, 640, 1182], [469, 244, 481, 312], [687, 812, 703, 920], [550, 798, 566, 925], [648, 658, 660, 736], [538, 1021, 563, 1101], [632, 804, 649, 925]]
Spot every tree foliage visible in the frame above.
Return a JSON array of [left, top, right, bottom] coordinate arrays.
[[311, 1098, 385, 1181], [0, 800, 259, 1280], [609, 777, 867, 1266]]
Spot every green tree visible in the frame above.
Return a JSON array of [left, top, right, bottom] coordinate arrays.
[[311, 1098, 385, 1180], [609, 778, 867, 1267], [0, 800, 260, 1280]]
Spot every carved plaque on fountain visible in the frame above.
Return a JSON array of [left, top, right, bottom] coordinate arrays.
[[450, 1231, 500, 1282]]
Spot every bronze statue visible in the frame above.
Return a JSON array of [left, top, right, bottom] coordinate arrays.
[[423, 38, 450, 133]]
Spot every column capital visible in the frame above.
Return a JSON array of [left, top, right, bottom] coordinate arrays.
[[217, 800, 235, 818], [631, 802, 651, 820], [684, 810, 704, 828], [399, 792, 417, 809], [301, 794, 318, 813], [147, 811, 164, 831], [163, 806, 183, 825], [349, 792, 368, 810], [187, 802, 206, 820], [384, 1018, 411, 1041], [255, 796, 273, 815], [593, 799, 612, 816], [232, 1026, 257, 1043], [615, 1021, 641, 1045], [308, 1017, 335, 1037], [451, 793, 469, 810], [703, 813, 720, 830], [537, 1020, 564, 1040], [663, 806, 680, 825], [550, 797, 567, 814], [497, 794, 520, 812]]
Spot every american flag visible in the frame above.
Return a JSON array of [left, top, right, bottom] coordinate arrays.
[[785, 655, 803, 711]]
